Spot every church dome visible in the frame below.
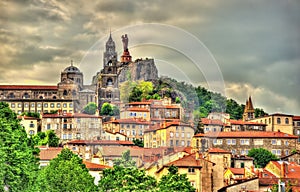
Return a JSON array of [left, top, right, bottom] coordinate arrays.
[[64, 66, 81, 73]]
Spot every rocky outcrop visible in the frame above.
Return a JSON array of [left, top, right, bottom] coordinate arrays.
[[118, 58, 158, 83]]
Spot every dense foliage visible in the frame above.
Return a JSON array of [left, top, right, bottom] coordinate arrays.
[[32, 148, 97, 191], [0, 102, 39, 191], [113, 150, 136, 168], [248, 148, 279, 168], [31, 130, 60, 147], [83, 102, 97, 115], [100, 103, 119, 116], [132, 138, 144, 147]]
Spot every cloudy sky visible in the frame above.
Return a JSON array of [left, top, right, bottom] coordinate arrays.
[[0, 0, 299, 115]]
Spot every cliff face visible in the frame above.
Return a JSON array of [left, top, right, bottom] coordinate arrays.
[[118, 58, 158, 83]]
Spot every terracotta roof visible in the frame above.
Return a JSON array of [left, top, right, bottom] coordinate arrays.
[[67, 140, 134, 146], [201, 118, 225, 126], [229, 168, 244, 175], [116, 118, 150, 125], [42, 113, 100, 118], [83, 161, 111, 171], [205, 131, 298, 139], [39, 147, 63, 160], [17, 115, 39, 120], [128, 101, 151, 105], [230, 119, 266, 126], [208, 148, 231, 154], [73, 113, 101, 118], [193, 133, 205, 137], [0, 85, 58, 90], [293, 116, 300, 121], [127, 107, 149, 112], [165, 153, 213, 168]]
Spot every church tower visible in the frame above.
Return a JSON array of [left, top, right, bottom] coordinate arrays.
[[97, 34, 120, 110], [243, 96, 255, 121], [103, 32, 117, 67]]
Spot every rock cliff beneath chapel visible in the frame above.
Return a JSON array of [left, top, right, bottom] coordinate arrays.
[[118, 58, 158, 83]]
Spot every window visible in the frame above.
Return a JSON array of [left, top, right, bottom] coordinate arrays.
[[285, 150, 289, 156], [18, 103, 22, 108], [285, 141, 289, 146], [170, 132, 174, 138], [37, 103, 42, 108], [272, 140, 276, 145], [29, 130, 35, 135], [181, 132, 185, 138], [188, 167, 195, 173], [285, 118, 289, 124], [44, 103, 48, 108], [277, 150, 281, 155], [240, 139, 249, 145], [139, 130, 143, 136], [213, 128, 217, 132], [176, 140, 179, 146], [277, 118, 281, 124], [24, 103, 29, 108], [69, 103, 73, 108], [254, 139, 263, 145], [175, 132, 179, 138], [231, 149, 236, 155], [29, 123, 34, 128], [63, 103, 67, 108], [227, 139, 236, 145], [50, 103, 54, 108], [63, 124, 67, 129], [46, 124, 51, 130], [170, 140, 173, 146], [11, 103, 15, 108], [62, 134, 67, 140], [31, 103, 35, 108], [181, 140, 185, 146], [132, 130, 136, 136], [187, 133, 191, 139], [68, 134, 72, 139]]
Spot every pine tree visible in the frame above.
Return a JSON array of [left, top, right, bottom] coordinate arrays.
[[0, 102, 39, 191]]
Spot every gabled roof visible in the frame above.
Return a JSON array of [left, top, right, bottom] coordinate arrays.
[[201, 118, 225, 126], [83, 161, 111, 171], [0, 85, 58, 90], [230, 119, 266, 126], [204, 131, 297, 139], [208, 148, 231, 154], [165, 153, 204, 168], [228, 168, 244, 175], [39, 147, 63, 160]]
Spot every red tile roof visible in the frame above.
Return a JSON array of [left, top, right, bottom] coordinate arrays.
[[204, 131, 297, 139], [39, 147, 63, 160], [293, 116, 300, 121], [0, 85, 58, 90], [42, 113, 101, 118], [193, 133, 205, 137], [127, 107, 149, 112], [115, 118, 150, 125], [201, 118, 225, 126], [66, 140, 134, 146], [129, 101, 151, 105], [229, 168, 244, 175], [230, 119, 266, 126], [165, 153, 214, 168], [208, 148, 231, 154], [83, 161, 111, 171]]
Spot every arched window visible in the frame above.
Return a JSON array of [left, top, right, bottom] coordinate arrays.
[[285, 118, 289, 124], [52, 96, 57, 99], [39, 96, 43, 99], [63, 90, 68, 96], [108, 60, 112, 66], [277, 118, 281, 124], [107, 78, 113, 86], [107, 67, 112, 73]]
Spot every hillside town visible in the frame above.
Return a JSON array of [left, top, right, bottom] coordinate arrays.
[[1, 34, 300, 192]]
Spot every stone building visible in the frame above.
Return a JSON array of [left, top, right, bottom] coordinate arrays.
[[293, 116, 300, 143], [196, 131, 298, 157]]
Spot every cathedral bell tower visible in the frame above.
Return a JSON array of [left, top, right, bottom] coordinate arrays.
[[97, 33, 120, 110], [243, 96, 255, 121]]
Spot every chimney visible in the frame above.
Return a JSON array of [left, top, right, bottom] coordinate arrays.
[[280, 162, 287, 178]]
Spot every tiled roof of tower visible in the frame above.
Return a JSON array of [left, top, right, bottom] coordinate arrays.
[[0, 85, 58, 90], [204, 131, 297, 138]]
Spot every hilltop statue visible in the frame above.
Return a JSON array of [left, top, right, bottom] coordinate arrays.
[[121, 34, 128, 51]]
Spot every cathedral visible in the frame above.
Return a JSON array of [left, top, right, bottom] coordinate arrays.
[[0, 32, 158, 114]]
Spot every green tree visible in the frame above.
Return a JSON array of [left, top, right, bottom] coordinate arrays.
[[0, 102, 39, 191], [21, 111, 40, 118], [31, 130, 60, 147], [113, 150, 136, 168], [83, 102, 97, 115], [137, 81, 154, 99], [255, 108, 268, 118], [32, 148, 97, 191], [132, 138, 144, 147], [158, 165, 195, 192], [112, 105, 120, 116], [101, 103, 113, 116], [248, 148, 279, 168], [98, 166, 157, 192]]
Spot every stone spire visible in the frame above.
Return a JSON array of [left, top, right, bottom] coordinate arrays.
[[103, 31, 117, 67], [243, 96, 255, 121]]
